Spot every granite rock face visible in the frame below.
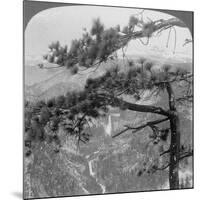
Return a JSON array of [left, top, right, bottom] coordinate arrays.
[[24, 139, 103, 199], [24, 96, 193, 199], [24, 123, 168, 199]]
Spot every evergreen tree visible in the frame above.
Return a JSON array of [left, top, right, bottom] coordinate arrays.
[[27, 14, 193, 190]]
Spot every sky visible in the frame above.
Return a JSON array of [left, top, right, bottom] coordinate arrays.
[[25, 5, 192, 85]]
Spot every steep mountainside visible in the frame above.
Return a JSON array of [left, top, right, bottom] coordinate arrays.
[[24, 88, 192, 199], [24, 59, 193, 199]]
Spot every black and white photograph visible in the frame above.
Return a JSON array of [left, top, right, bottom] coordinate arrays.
[[24, 1, 193, 199]]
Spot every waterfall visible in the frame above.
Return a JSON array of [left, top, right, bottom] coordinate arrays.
[[80, 184, 90, 194], [87, 158, 106, 193], [98, 111, 121, 137], [105, 115, 112, 136], [88, 160, 95, 177]]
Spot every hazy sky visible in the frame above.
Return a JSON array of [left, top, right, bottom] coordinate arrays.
[[25, 5, 192, 62]]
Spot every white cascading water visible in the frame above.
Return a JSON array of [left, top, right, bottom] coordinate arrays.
[[105, 115, 112, 136], [87, 158, 106, 193], [84, 112, 121, 194], [104, 113, 120, 136], [88, 159, 95, 177]]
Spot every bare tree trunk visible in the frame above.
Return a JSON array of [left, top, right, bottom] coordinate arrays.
[[166, 83, 180, 189], [169, 113, 180, 189]]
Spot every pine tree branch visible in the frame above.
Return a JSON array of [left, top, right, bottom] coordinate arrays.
[[160, 149, 170, 156], [154, 150, 193, 172], [97, 91, 170, 116], [176, 95, 193, 103], [116, 97, 170, 116], [42, 18, 187, 70], [154, 73, 193, 86], [154, 163, 170, 171], [72, 113, 87, 132], [112, 117, 169, 138], [119, 18, 186, 44], [183, 39, 193, 47], [95, 89, 166, 115], [179, 150, 193, 161]]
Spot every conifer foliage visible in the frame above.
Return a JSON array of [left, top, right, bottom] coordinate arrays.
[[26, 13, 193, 189]]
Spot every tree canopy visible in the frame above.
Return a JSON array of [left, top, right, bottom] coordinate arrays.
[[26, 12, 193, 189], [40, 14, 189, 73]]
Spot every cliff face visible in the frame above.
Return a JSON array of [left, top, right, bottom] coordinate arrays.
[[24, 82, 193, 199], [24, 138, 103, 199], [85, 137, 169, 194], [24, 127, 170, 199], [24, 112, 163, 199], [24, 98, 193, 199]]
